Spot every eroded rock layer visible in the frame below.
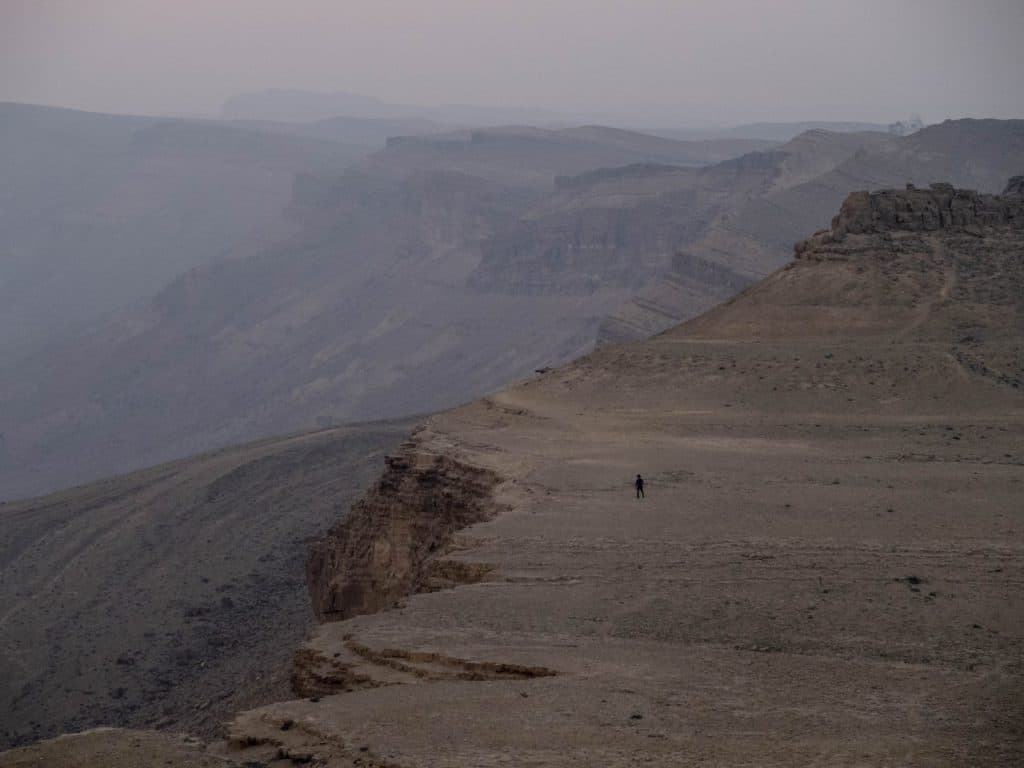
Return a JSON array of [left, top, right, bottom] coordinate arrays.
[[306, 448, 503, 622], [828, 182, 1024, 237]]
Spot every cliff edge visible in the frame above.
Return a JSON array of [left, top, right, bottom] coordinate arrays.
[[306, 447, 503, 622]]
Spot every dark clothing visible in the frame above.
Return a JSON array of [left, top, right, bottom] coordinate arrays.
[[635, 475, 645, 499]]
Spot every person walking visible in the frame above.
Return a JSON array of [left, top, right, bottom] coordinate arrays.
[[635, 473, 645, 499]]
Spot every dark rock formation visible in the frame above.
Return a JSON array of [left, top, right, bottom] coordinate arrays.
[[826, 181, 1024, 239]]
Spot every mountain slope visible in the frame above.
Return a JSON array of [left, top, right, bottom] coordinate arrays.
[[0, 418, 413, 749], [225, 114, 455, 148], [362, 124, 777, 186]]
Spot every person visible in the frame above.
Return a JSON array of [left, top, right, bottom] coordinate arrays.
[[635, 474, 645, 499]]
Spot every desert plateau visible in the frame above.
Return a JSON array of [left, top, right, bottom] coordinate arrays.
[[2, 4, 1022, 766]]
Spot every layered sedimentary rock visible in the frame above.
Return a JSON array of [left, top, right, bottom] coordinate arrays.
[[306, 447, 503, 622], [826, 182, 1024, 238]]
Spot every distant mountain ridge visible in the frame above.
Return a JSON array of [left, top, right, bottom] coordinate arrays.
[[222, 88, 570, 126], [651, 120, 893, 142], [220, 90, 899, 142]]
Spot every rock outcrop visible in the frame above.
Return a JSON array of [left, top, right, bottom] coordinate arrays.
[[306, 444, 503, 621], [597, 251, 753, 344], [825, 182, 1024, 239]]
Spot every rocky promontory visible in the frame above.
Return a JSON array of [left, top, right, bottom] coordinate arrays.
[[806, 180, 1024, 247], [307, 449, 502, 622]]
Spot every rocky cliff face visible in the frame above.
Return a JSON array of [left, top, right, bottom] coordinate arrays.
[[6, 175, 1023, 768], [5, 122, 1022, 503], [306, 443, 503, 622], [468, 196, 698, 295], [467, 151, 794, 298], [603, 121, 1024, 345], [790, 181, 1024, 264]]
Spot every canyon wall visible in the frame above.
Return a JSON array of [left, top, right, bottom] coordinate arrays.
[[306, 445, 503, 622]]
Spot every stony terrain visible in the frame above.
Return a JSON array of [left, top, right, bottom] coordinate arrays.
[[0, 419, 413, 749], [206, 182, 1021, 766]]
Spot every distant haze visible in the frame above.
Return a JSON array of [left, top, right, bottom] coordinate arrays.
[[2, 0, 1022, 124]]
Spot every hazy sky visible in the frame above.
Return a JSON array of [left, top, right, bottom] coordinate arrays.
[[2, 0, 1022, 124]]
